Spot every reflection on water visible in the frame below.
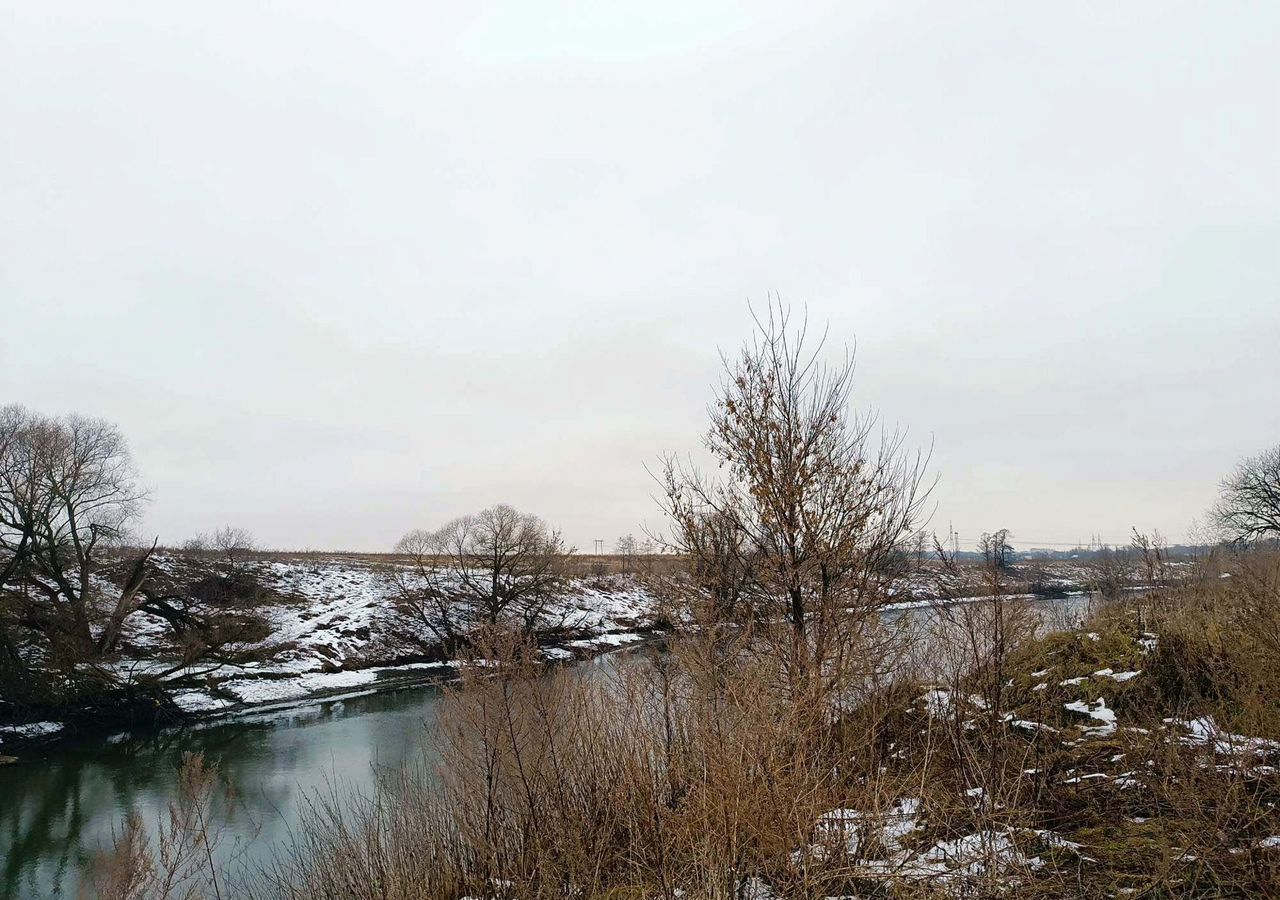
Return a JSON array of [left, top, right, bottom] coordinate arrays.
[[0, 685, 446, 900]]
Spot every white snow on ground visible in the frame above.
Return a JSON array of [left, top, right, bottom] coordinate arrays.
[[567, 631, 645, 651], [815, 797, 922, 857], [1084, 668, 1141, 682], [1064, 698, 1117, 737], [1170, 716, 1280, 758], [913, 831, 1042, 880], [883, 593, 1038, 612], [104, 556, 663, 715], [1010, 719, 1057, 734], [1107, 670, 1142, 682], [561, 582, 654, 629], [920, 689, 954, 717], [219, 669, 381, 705], [0, 720, 64, 742], [739, 876, 776, 900], [127, 556, 658, 674], [804, 799, 1073, 892], [201, 661, 456, 708], [256, 559, 403, 673], [171, 690, 234, 713]]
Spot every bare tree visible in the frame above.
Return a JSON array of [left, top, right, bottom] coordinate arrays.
[[0, 406, 268, 703], [393, 504, 574, 647], [978, 529, 1015, 570], [390, 527, 467, 651], [0, 405, 38, 687], [0, 408, 148, 663], [210, 525, 256, 574], [660, 302, 932, 687], [615, 533, 639, 572], [681, 508, 757, 624], [1212, 446, 1280, 544]]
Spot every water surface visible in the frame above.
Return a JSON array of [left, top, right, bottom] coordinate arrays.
[[0, 682, 449, 899]]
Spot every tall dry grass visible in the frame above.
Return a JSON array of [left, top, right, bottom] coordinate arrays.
[[85, 552, 1280, 899]]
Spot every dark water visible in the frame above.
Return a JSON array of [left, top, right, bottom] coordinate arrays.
[[0, 599, 1094, 899], [0, 682, 450, 900]]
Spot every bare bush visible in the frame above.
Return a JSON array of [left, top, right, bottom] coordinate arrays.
[[211, 527, 257, 574], [86, 752, 246, 900], [1085, 544, 1135, 601]]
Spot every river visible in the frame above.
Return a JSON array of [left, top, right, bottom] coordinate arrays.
[[0, 596, 1094, 899], [0, 675, 460, 899]]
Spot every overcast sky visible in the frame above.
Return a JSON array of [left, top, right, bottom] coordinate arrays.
[[2, 2, 1276, 552]]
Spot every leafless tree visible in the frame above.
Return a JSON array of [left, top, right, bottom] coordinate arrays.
[[0, 407, 148, 664], [393, 504, 574, 648], [0, 405, 38, 686], [211, 525, 256, 574], [182, 526, 256, 567], [680, 508, 757, 623], [1212, 446, 1280, 543], [615, 533, 640, 571], [978, 528, 1015, 570], [390, 527, 467, 651], [659, 301, 932, 688], [0, 406, 268, 702]]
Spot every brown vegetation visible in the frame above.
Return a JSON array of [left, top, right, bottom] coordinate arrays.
[[187, 551, 1272, 900], [0, 406, 266, 721], [659, 301, 931, 701]]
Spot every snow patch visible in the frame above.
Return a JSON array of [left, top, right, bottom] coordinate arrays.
[[0, 721, 63, 742], [1064, 698, 1116, 737]]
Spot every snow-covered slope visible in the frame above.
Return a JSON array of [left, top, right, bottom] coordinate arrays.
[[117, 554, 663, 715]]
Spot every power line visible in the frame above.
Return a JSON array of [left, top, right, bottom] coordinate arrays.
[[946, 536, 1146, 548]]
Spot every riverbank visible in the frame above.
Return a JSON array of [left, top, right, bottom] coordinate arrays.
[[230, 564, 1276, 898], [0, 551, 669, 758], [0, 626, 668, 760], [0, 550, 1189, 759]]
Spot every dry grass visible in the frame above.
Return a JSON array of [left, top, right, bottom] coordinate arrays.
[[83, 553, 1280, 899]]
